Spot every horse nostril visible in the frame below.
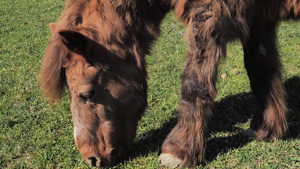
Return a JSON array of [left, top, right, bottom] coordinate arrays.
[[87, 155, 101, 168], [78, 89, 95, 100]]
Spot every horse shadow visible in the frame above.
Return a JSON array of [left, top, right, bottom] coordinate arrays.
[[128, 76, 300, 164]]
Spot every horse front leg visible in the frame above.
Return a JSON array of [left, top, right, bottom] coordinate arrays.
[[159, 18, 226, 167], [242, 25, 287, 140]]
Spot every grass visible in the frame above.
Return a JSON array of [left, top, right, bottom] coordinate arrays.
[[0, 0, 299, 168]]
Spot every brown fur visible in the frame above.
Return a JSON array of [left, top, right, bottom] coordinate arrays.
[[162, 0, 299, 167], [41, 0, 170, 166], [41, 0, 299, 167]]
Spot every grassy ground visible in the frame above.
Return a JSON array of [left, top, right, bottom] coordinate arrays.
[[0, 0, 299, 168]]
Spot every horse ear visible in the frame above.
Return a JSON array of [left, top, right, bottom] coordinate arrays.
[[49, 23, 57, 35], [59, 30, 90, 53]]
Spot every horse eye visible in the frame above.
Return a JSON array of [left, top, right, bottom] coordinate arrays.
[[78, 89, 95, 101]]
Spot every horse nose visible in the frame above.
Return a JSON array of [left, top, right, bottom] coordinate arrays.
[[87, 154, 101, 168]]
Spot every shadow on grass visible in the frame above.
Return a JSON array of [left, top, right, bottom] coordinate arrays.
[[128, 76, 300, 163]]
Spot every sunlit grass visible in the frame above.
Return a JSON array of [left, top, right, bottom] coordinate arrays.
[[0, 0, 299, 168]]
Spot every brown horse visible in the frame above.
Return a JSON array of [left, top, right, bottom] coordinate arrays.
[[41, 0, 299, 167]]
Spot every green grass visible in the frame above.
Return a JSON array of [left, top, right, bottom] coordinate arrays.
[[0, 0, 299, 168]]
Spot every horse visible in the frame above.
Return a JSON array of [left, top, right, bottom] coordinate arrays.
[[41, 0, 299, 167]]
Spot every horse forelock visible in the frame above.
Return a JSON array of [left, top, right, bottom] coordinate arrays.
[[52, 0, 140, 64], [56, 0, 129, 43]]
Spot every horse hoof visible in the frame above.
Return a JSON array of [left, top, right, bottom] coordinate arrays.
[[243, 128, 256, 139], [158, 153, 183, 168]]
